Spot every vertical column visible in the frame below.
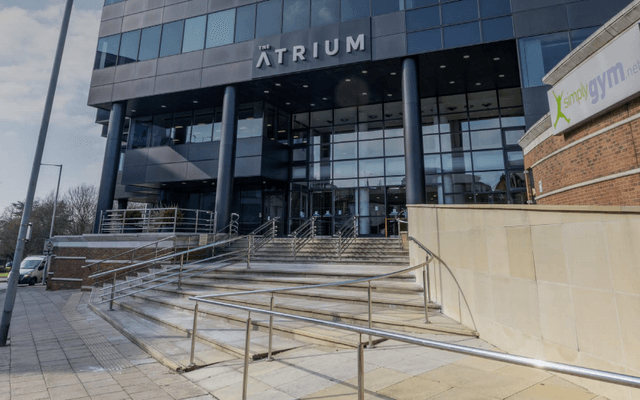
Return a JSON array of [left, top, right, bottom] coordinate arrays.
[[93, 102, 126, 233], [214, 85, 238, 232], [358, 188, 371, 235], [402, 58, 426, 205]]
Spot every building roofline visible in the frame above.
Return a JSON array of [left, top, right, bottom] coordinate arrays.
[[542, 0, 640, 86]]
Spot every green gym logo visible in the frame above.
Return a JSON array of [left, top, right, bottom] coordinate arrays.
[[553, 61, 639, 129]]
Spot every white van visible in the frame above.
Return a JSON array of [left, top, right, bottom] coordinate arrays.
[[18, 256, 46, 285]]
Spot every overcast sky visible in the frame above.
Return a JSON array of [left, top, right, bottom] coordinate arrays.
[[0, 0, 105, 213]]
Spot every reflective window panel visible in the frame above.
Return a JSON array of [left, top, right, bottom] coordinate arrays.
[[118, 30, 140, 65], [342, 0, 370, 21], [138, 26, 161, 61], [283, 0, 310, 33], [256, 0, 283, 38], [235, 5, 256, 43], [207, 9, 235, 48], [95, 34, 120, 69], [183, 16, 206, 53], [520, 32, 571, 88], [311, 0, 339, 27], [160, 20, 184, 57]]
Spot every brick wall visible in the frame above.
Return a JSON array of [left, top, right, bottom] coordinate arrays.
[[524, 97, 640, 205], [47, 256, 85, 291]]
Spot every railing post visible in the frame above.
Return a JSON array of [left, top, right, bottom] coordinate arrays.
[[173, 208, 178, 233], [242, 312, 252, 400], [155, 242, 159, 259], [357, 336, 365, 400], [189, 302, 199, 366], [423, 264, 430, 324], [109, 274, 116, 311], [267, 294, 274, 361], [178, 254, 184, 290], [247, 235, 253, 268], [368, 282, 373, 348], [195, 211, 199, 233], [121, 210, 126, 234]]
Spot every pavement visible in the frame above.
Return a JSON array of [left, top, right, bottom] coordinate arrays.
[[0, 286, 609, 400]]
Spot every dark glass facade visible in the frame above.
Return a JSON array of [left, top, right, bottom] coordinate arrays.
[[92, 0, 634, 234]]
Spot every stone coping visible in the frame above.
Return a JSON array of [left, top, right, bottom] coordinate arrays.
[[519, 113, 551, 152], [408, 203, 640, 214], [543, 0, 640, 86]]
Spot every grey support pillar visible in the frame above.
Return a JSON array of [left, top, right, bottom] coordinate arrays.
[[214, 85, 238, 232], [93, 102, 126, 233], [402, 58, 426, 205]]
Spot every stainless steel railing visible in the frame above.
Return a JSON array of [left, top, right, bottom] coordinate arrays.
[[98, 208, 216, 234], [336, 215, 358, 259], [290, 216, 316, 258], [188, 298, 640, 400], [82, 235, 177, 273], [246, 218, 279, 268]]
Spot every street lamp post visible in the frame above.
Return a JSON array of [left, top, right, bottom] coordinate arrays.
[[42, 163, 63, 238], [0, 0, 74, 346]]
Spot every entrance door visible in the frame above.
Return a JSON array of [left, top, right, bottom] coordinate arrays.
[[263, 190, 285, 236]]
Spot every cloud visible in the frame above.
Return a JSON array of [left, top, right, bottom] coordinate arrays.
[[0, 2, 105, 213], [0, 4, 100, 127]]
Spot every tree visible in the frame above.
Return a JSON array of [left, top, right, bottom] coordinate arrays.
[[64, 183, 97, 236], [0, 183, 97, 262]]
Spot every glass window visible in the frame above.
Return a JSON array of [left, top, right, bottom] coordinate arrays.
[[386, 157, 405, 176], [256, 0, 283, 38], [442, 152, 472, 172], [482, 16, 513, 42], [473, 171, 506, 192], [384, 120, 403, 137], [292, 166, 307, 180], [172, 112, 192, 145], [151, 114, 173, 147], [342, 0, 370, 21], [501, 110, 525, 127], [424, 154, 442, 174], [443, 174, 474, 193], [408, 29, 442, 53], [138, 25, 161, 61], [130, 117, 151, 149], [384, 102, 402, 120], [183, 16, 206, 53], [442, 0, 478, 24], [293, 113, 310, 129], [238, 102, 264, 139], [471, 129, 502, 150], [207, 9, 235, 48], [479, 0, 510, 18], [441, 132, 470, 152], [507, 151, 524, 169], [235, 4, 256, 43], [283, 0, 310, 33], [570, 26, 598, 49], [472, 150, 505, 170], [385, 138, 404, 156], [444, 22, 481, 48], [105, 0, 126, 4], [334, 161, 358, 179], [95, 34, 120, 69], [359, 122, 384, 140], [360, 140, 384, 158], [312, 0, 339, 27], [160, 20, 184, 57], [426, 174, 442, 203], [406, 6, 440, 31], [510, 172, 526, 188], [406, 0, 437, 9], [358, 104, 383, 123], [499, 88, 523, 108], [519, 32, 570, 88], [333, 125, 357, 142], [118, 30, 140, 65], [334, 107, 357, 125], [359, 158, 384, 177], [372, 0, 403, 16], [311, 162, 332, 180], [423, 135, 440, 154], [311, 110, 333, 127], [190, 110, 214, 143], [333, 142, 357, 160], [466, 113, 501, 130], [467, 90, 498, 112], [504, 128, 525, 145], [439, 94, 467, 114]]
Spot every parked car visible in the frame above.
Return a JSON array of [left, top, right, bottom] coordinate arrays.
[[18, 256, 46, 285]]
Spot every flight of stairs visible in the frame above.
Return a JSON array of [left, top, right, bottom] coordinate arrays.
[[89, 237, 476, 372]]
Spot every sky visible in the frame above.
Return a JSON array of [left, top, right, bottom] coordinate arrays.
[[0, 0, 105, 213]]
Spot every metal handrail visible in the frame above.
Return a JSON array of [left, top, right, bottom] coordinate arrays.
[[408, 235, 478, 332], [82, 235, 177, 270], [290, 216, 316, 258], [189, 298, 640, 399], [395, 211, 408, 244], [99, 207, 215, 234], [336, 215, 358, 258]]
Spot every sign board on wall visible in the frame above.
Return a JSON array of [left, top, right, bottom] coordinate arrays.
[[548, 25, 640, 135], [252, 18, 371, 79]]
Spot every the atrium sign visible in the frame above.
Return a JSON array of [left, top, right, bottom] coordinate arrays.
[[251, 19, 371, 78], [548, 25, 640, 135]]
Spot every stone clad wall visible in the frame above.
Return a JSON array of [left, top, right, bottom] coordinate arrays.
[[408, 204, 640, 400]]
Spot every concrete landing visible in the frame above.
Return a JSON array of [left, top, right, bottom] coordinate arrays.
[[0, 286, 610, 400]]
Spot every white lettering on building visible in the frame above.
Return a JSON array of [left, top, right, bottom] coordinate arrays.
[[256, 34, 366, 69]]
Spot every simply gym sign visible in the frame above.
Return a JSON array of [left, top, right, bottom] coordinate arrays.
[[548, 25, 640, 135]]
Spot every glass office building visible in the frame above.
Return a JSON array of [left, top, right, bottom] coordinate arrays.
[[90, 0, 633, 234]]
